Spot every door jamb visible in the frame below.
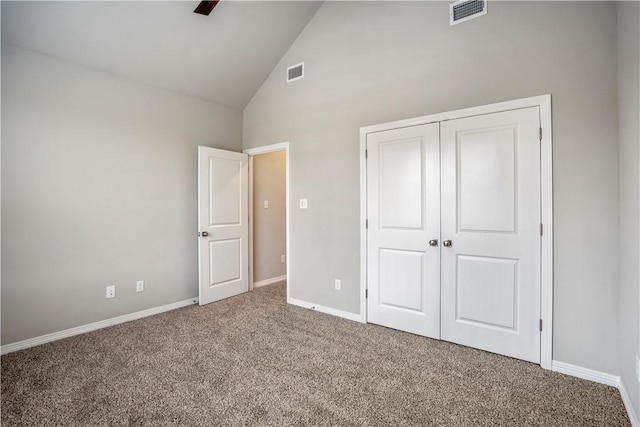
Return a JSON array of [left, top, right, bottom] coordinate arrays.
[[359, 95, 553, 369], [243, 142, 290, 301]]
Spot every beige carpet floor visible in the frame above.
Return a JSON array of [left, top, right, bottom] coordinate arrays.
[[1, 282, 631, 426]]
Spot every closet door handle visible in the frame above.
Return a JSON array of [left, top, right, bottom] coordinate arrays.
[[443, 240, 452, 247], [428, 239, 438, 247]]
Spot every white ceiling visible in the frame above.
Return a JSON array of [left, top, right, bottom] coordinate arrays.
[[1, 1, 322, 109]]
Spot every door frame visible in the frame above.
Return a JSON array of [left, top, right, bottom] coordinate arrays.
[[243, 142, 290, 301], [359, 94, 553, 369]]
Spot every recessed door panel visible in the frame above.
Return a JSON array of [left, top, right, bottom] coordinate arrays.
[[379, 249, 424, 312], [456, 255, 517, 330], [379, 139, 423, 230], [209, 158, 241, 227], [458, 127, 517, 233], [209, 239, 241, 286]]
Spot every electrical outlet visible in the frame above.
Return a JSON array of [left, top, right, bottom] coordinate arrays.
[[264, 200, 269, 209], [136, 280, 144, 293], [106, 285, 115, 299], [334, 279, 341, 291], [299, 199, 308, 209], [281, 254, 286, 264]]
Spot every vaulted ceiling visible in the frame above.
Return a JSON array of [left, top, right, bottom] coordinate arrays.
[[1, 1, 322, 109]]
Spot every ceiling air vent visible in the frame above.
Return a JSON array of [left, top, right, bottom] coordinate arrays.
[[287, 62, 304, 83], [450, 0, 487, 26]]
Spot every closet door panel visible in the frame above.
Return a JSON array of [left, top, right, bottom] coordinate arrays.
[[440, 107, 541, 363], [366, 123, 441, 339]]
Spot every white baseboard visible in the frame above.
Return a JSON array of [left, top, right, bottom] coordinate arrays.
[[619, 378, 640, 427], [552, 360, 638, 426], [288, 297, 362, 323], [551, 360, 620, 387], [0, 297, 199, 355], [253, 275, 287, 288]]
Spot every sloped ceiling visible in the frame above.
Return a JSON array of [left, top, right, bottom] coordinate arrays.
[[1, 1, 322, 109]]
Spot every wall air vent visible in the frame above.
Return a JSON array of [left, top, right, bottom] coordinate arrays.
[[287, 62, 304, 83], [450, 0, 487, 26]]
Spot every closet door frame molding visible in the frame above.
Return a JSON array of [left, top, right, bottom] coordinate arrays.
[[358, 94, 553, 369]]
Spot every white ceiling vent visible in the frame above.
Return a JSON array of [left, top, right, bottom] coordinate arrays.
[[450, 0, 487, 26], [287, 62, 304, 83]]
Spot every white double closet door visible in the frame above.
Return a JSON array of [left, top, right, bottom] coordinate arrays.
[[367, 107, 541, 363]]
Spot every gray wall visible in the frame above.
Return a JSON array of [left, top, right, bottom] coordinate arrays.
[[1, 44, 242, 345], [616, 1, 640, 418], [243, 1, 621, 374], [252, 151, 286, 283]]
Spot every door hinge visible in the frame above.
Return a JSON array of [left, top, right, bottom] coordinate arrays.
[[365, 289, 368, 298], [539, 319, 543, 331], [539, 127, 543, 141], [365, 149, 368, 159], [366, 219, 368, 229], [540, 223, 543, 236]]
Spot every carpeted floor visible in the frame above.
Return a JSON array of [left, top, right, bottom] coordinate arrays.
[[1, 282, 631, 426]]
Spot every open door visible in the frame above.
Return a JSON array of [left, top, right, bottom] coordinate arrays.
[[198, 146, 249, 305]]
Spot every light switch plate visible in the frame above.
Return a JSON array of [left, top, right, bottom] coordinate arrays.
[[106, 285, 115, 299], [299, 199, 308, 209], [264, 200, 269, 209]]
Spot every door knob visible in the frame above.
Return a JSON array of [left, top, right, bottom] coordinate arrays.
[[443, 240, 452, 247], [199, 231, 209, 237], [429, 239, 438, 247]]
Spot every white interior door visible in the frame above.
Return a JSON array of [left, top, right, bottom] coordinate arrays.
[[198, 146, 249, 305], [440, 107, 541, 363], [366, 123, 441, 338]]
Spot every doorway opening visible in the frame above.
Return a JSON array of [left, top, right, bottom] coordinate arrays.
[[244, 143, 290, 300]]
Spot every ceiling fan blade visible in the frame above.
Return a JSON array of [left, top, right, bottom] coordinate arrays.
[[194, 1, 219, 16]]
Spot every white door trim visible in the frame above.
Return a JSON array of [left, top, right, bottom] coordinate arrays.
[[243, 142, 290, 302], [359, 95, 553, 369]]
